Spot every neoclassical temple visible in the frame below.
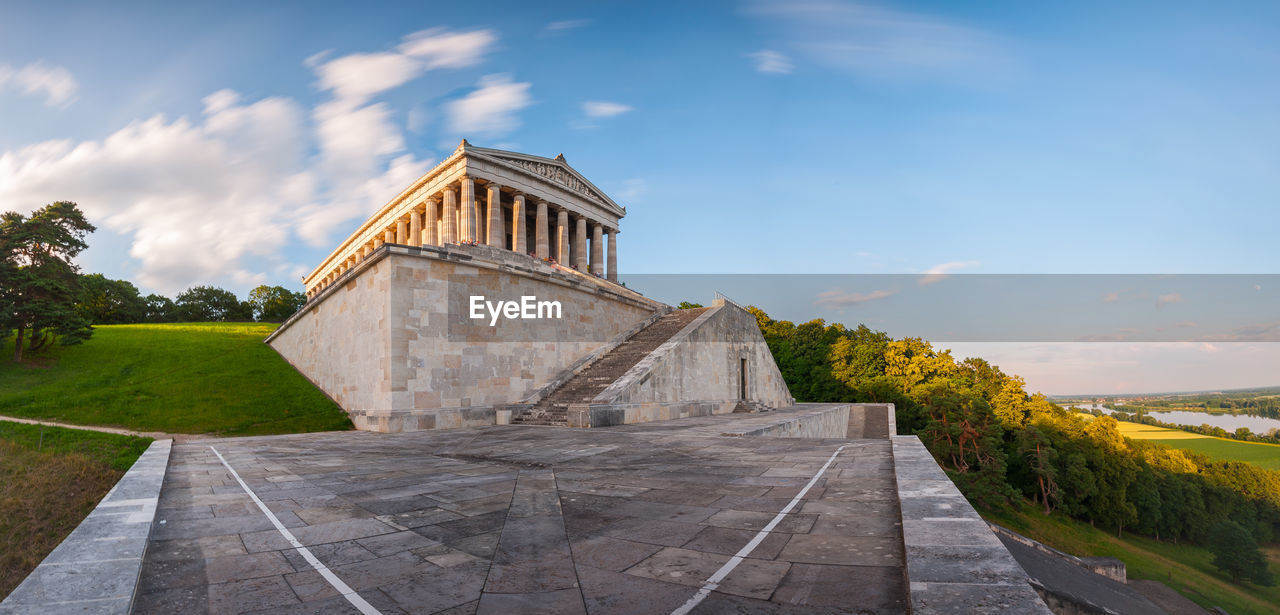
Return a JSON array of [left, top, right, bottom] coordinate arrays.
[[304, 140, 622, 298]]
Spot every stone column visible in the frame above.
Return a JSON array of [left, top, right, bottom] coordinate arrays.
[[384, 228, 396, 245], [442, 188, 457, 243], [511, 194, 526, 253], [459, 177, 476, 242], [556, 208, 569, 264], [607, 229, 617, 282], [395, 217, 408, 245], [408, 208, 422, 247], [486, 182, 504, 248], [423, 198, 438, 246], [575, 216, 588, 271], [373, 235, 384, 249], [535, 200, 549, 259], [590, 223, 603, 275]]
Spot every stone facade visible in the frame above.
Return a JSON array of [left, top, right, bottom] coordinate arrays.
[[268, 243, 662, 432]]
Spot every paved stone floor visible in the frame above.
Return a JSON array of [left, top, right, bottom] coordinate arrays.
[[137, 408, 907, 614]]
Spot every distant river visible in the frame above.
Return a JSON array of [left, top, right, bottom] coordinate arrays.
[[1069, 403, 1280, 435]]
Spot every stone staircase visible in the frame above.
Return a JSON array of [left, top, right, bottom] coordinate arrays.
[[513, 307, 710, 426]]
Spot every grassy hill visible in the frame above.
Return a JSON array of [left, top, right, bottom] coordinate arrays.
[[0, 323, 351, 436], [984, 503, 1280, 615]]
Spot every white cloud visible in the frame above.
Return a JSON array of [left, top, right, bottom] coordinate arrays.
[[919, 260, 979, 285], [312, 28, 496, 107], [744, 1, 1005, 80], [815, 288, 898, 307], [747, 50, 793, 74], [300, 28, 495, 245], [545, 19, 592, 33], [447, 74, 533, 136], [1156, 292, 1182, 307], [0, 61, 78, 107], [582, 101, 633, 118], [0, 94, 306, 293]]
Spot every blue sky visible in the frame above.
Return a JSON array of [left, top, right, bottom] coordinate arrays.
[[2, 1, 1278, 393]]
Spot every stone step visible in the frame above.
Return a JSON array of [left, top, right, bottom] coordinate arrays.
[[512, 307, 710, 426]]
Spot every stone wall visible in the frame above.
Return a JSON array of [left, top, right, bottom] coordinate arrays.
[[268, 243, 663, 431], [596, 299, 793, 407], [268, 259, 393, 416]]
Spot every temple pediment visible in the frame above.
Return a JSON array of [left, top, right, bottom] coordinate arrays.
[[468, 146, 625, 216]]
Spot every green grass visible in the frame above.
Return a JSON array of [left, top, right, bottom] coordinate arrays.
[[0, 420, 151, 471], [0, 421, 150, 599], [984, 502, 1280, 615], [1113, 419, 1280, 471], [0, 323, 352, 436]]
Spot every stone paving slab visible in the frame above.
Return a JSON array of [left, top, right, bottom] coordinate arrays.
[[133, 409, 917, 614]]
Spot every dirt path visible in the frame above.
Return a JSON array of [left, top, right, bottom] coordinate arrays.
[[0, 414, 202, 442]]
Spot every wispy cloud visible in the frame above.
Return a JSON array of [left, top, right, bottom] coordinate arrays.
[[447, 74, 533, 136], [545, 19, 592, 33], [1156, 293, 1182, 307], [0, 61, 77, 107], [743, 0, 1006, 81], [815, 288, 898, 307], [1103, 290, 1123, 303], [746, 50, 793, 74], [582, 101, 633, 118], [614, 178, 647, 201], [919, 260, 979, 286]]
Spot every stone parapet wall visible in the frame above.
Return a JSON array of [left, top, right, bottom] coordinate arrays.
[[268, 243, 663, 431], [891, 435, 1052, 614]]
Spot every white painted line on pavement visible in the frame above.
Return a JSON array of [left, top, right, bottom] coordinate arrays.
[[670, 443, 852, 615], [210, 445, 381, 615]]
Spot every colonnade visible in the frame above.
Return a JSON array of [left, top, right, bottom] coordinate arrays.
[[307, 175, 619, 298]]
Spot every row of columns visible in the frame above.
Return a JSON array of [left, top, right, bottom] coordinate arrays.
[[308, 176, 619, 298]]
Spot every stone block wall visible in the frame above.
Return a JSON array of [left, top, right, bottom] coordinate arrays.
[[268, 259, 393, 415], [268, 243, 663, 431]]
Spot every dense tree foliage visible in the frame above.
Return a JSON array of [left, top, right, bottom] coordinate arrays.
[[750, 306, 1280, 584], [77, 274, 148, 324], [1208, 520, 1275, 586], [247, 285, 305, 322], [0, 202, 96, 361], [175, 286, 253, 322]]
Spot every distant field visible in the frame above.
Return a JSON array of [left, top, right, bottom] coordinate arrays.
[[983, 503, 1280, 615], [1113, 419, 1280, 471], [0, 421, 151, 600], [0, 323, 351, 436]]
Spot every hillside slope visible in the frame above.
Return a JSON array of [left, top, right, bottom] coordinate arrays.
[[0, 323, 351, 435]]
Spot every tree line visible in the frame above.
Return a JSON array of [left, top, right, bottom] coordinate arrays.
[[77, 274, 305, 326], [749, 306, 1277, 586], [3, 201, 305, 362]]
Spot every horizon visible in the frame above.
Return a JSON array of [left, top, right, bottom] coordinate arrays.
[[3, 0, 1278, 394]]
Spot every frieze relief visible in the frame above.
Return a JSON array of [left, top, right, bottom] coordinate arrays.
[[495, 156, 604, 202]]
